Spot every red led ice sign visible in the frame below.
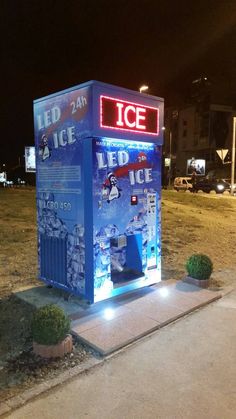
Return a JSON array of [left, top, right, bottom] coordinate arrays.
[[100, 95, 159, 136]]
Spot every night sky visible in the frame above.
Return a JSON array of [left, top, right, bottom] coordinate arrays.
[[1, 0, 236, 167]]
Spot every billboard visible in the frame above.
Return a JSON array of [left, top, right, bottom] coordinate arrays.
[[164, 158, 170, 167], [186, 158, 205, 175], [0, 172, 7, 183], [25, 146, 36, 172]]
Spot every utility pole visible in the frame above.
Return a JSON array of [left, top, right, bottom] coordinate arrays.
[[168, 131, 172, 188], [231, 117, 236, 196]]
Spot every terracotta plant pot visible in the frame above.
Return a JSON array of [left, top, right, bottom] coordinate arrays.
[[33, 334, 73, 358], [183, 276, 210, 289]]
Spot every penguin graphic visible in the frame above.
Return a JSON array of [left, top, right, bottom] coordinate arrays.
[[39, 134, 51, 161], [106, 172, 122, 203]]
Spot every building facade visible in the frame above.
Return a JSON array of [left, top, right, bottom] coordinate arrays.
[[164, 103, 235, 179]]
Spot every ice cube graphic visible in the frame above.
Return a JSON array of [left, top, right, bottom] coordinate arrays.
[[67, 223, 86, 293], [93, 225, 118, 289]]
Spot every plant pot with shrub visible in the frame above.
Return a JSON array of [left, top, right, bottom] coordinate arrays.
[[183, 253, 213, 288], [32, 304, 73, 358]]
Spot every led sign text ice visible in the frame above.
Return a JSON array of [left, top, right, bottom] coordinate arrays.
[[100, 96, 159, 135], [116, 104, 146, 130]]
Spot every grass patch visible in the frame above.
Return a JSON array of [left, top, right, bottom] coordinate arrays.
[[0, 188, 37, 297], [162, 190, 234, 212]]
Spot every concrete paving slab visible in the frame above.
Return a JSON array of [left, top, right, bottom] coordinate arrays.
[[72, 312, 107, 334], [72, 304, 131, 334], [14, 286, 88, 318], [105, 310, 160, 336], [14, 280, 221, 356], [142, 290, 195, 310], [130, 299, 185, 323], [78, 321, 135, 355], [71, 281, 221, 355]]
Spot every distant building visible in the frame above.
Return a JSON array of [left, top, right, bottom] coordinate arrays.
[[164, 102, 235, 178]]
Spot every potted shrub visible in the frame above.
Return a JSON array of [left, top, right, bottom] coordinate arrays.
[[183, 253, 213, 288], [32, 304, 73, 358]]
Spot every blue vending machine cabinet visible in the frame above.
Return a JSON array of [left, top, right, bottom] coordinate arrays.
[[34, 81, 164, 303]]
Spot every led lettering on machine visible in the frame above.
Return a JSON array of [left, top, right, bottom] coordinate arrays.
[[116, 103, 145, 129], [136, 107, 146, 130], [124, 105, 136, 128], [116, 103, 124, 126], [100, 95, 159, 136]]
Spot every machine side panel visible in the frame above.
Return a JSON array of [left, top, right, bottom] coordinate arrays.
[[33, 87, 91, 296]]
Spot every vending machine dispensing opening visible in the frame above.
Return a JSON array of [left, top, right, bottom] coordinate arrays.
[[110, 233, 144, 286], [34, 81, 164, 303]]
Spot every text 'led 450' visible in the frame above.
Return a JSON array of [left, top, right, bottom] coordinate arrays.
[[100, 95, 159, 136]]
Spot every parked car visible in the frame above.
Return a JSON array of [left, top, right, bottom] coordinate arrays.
[[194, 177, 230, 194], [223, 179, 236, 194], [174, 177, 193, 191]]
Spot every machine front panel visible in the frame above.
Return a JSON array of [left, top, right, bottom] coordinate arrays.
[[92, 137, 161, 302]]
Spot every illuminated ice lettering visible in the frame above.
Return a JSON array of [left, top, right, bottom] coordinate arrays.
[[37, 104, 76, 148], [96, 151, 129, 169], [96, 151, 153, 185], [53, 126, 76, 148], [100, 95, 159, 135], [129, 168, 152, 185], [116, 103, 146, 130], [37, 106, 61, 129]]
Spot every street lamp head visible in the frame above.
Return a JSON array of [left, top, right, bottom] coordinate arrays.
[[139, 85, 149, 93]]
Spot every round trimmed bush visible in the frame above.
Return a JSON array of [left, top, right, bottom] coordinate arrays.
[[32, 304, 70, 345], [186, 254, 213, 280]]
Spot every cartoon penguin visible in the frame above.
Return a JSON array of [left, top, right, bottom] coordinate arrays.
[[106, 172, 122, 203], [39, 134, 51, 161]]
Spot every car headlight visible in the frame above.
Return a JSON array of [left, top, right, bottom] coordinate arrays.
[[217, 184, 224, 191]]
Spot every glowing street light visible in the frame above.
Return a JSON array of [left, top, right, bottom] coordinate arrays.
[[139, 85, 149, 93]]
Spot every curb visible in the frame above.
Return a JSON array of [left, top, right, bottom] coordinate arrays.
[[0, 357, 103, 418]]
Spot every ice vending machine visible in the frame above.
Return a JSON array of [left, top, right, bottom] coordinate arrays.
[[33, 81, 164, 303]]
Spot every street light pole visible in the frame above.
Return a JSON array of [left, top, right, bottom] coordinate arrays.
[[139, 85, 149, 93], [230, 117, 236, 196], [168, 130, 172, 188]]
